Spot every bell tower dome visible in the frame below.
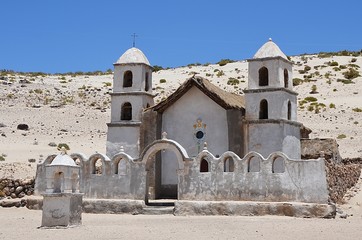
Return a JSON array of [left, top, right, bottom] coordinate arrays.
[[243, 39, 301, 159], [106, 47, 154, 158]]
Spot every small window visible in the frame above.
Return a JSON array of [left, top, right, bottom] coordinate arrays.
[[284, 69, 289, 88], [200, 159, 209, 172], [115, 159, 127, 175], [259, 67, 269, 86], [259, 99, 268, 119], [53, 172, 64, 193], [196, 131, 204, 139], [121, 102, 132, 120], [272, 157, 285, 173], [145, 72, 149, 91], [92, 159, 103, 175], [224, 157, 234, 172], [72, 157, 81, 166], [123, 71, 133, 88], [287, 101, 291, 120], [248, 157, 260, 172], [71, 173, 78, 193]]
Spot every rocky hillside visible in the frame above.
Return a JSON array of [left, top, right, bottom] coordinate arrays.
[[0, 51, 361, 173]]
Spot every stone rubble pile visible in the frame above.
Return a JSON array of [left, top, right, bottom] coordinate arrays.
[[0, 178, 34, 199], [325, 159, 362, 203]]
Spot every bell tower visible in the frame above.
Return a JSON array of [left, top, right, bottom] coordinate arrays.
[[106, 47, 154, 158], [244, 39, 301, 159]]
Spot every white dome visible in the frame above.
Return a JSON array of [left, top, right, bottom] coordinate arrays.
[[50, 150, 76, 166], [253, 39, 288, 60], [115, 47, 151, 66]]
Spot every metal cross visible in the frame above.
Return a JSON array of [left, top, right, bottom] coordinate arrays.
[[131, 33, 138, 47]]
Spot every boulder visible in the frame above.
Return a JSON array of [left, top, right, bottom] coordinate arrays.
[[17, 124, 29, 131]]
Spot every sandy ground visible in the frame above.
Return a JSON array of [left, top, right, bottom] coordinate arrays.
[[0, 173, 361, 240], [0, 207, 361, 240]]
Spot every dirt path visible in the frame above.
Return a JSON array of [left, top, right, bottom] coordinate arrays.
[[0, 207, 361, 240]]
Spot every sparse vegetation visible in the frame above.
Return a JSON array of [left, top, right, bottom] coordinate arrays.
[[318, 50, 362, 58], [298, 65, 311, 74], [217, 59, 235, 66], [216, 70, 224, 77], [310, 85, 318, 94], [328, 61, 339, 66], [304, 96, 318, 102], [103, 82, 112, 87], [34, 89, 43, 94], [227, 78, 239, 85], [293, 78, 303, 86], [187, 63, 201, 68], [307, 105, 314, 112], [57, 143, 70, 150], [299, 96, 327, 113], [348, 63, 360, 69], [337, 134, 347, 139], [152, 65, 164, 72], [44, 97, 54, 105], [329, 103, 336, 109], [159, 79, 167, 83], [343, 68, 360, 80], [352, 108, 362, 112], [337, 79, 355, 84]]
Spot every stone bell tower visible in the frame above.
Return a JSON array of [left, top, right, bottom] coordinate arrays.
[[106, 47, 154, 158], [243, 39, 301, 159]]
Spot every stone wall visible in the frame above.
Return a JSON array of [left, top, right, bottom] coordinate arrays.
[[35, 152, 147, 200], [325, 159, 361, 203], [301, 138, 361, 203], [0, 178, 34, 199], [179, 150, 329, 204], [301, 138, 342, 162], [34, 138, 330, 204]]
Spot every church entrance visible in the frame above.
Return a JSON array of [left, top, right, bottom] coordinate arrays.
[[140, 137, 188, 206], [146, 150, 178, 205]]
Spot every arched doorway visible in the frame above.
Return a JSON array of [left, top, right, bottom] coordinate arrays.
[[140, 139, 189, 205]]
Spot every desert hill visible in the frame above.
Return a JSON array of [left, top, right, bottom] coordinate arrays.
[[0, 51, 361, 178]]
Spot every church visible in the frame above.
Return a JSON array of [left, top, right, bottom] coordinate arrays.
[[35, 39, 334, 217], [106, 39, 302, 199]]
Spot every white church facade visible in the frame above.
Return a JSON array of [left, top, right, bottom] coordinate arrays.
[[35, 40, 334, 217], [105, 39, 302, 199]]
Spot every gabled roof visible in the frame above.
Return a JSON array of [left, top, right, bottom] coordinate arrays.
[[151, 76, 245, 113], [253, 38, 288, 60], [115, 47, 151, 66]]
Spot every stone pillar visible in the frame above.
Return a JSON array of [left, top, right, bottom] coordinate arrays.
[[41, 193, 83, 227], [41, 148, 83, 228]]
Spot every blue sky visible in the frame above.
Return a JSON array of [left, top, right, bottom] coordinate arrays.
[[1, 0, 361, 73]]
